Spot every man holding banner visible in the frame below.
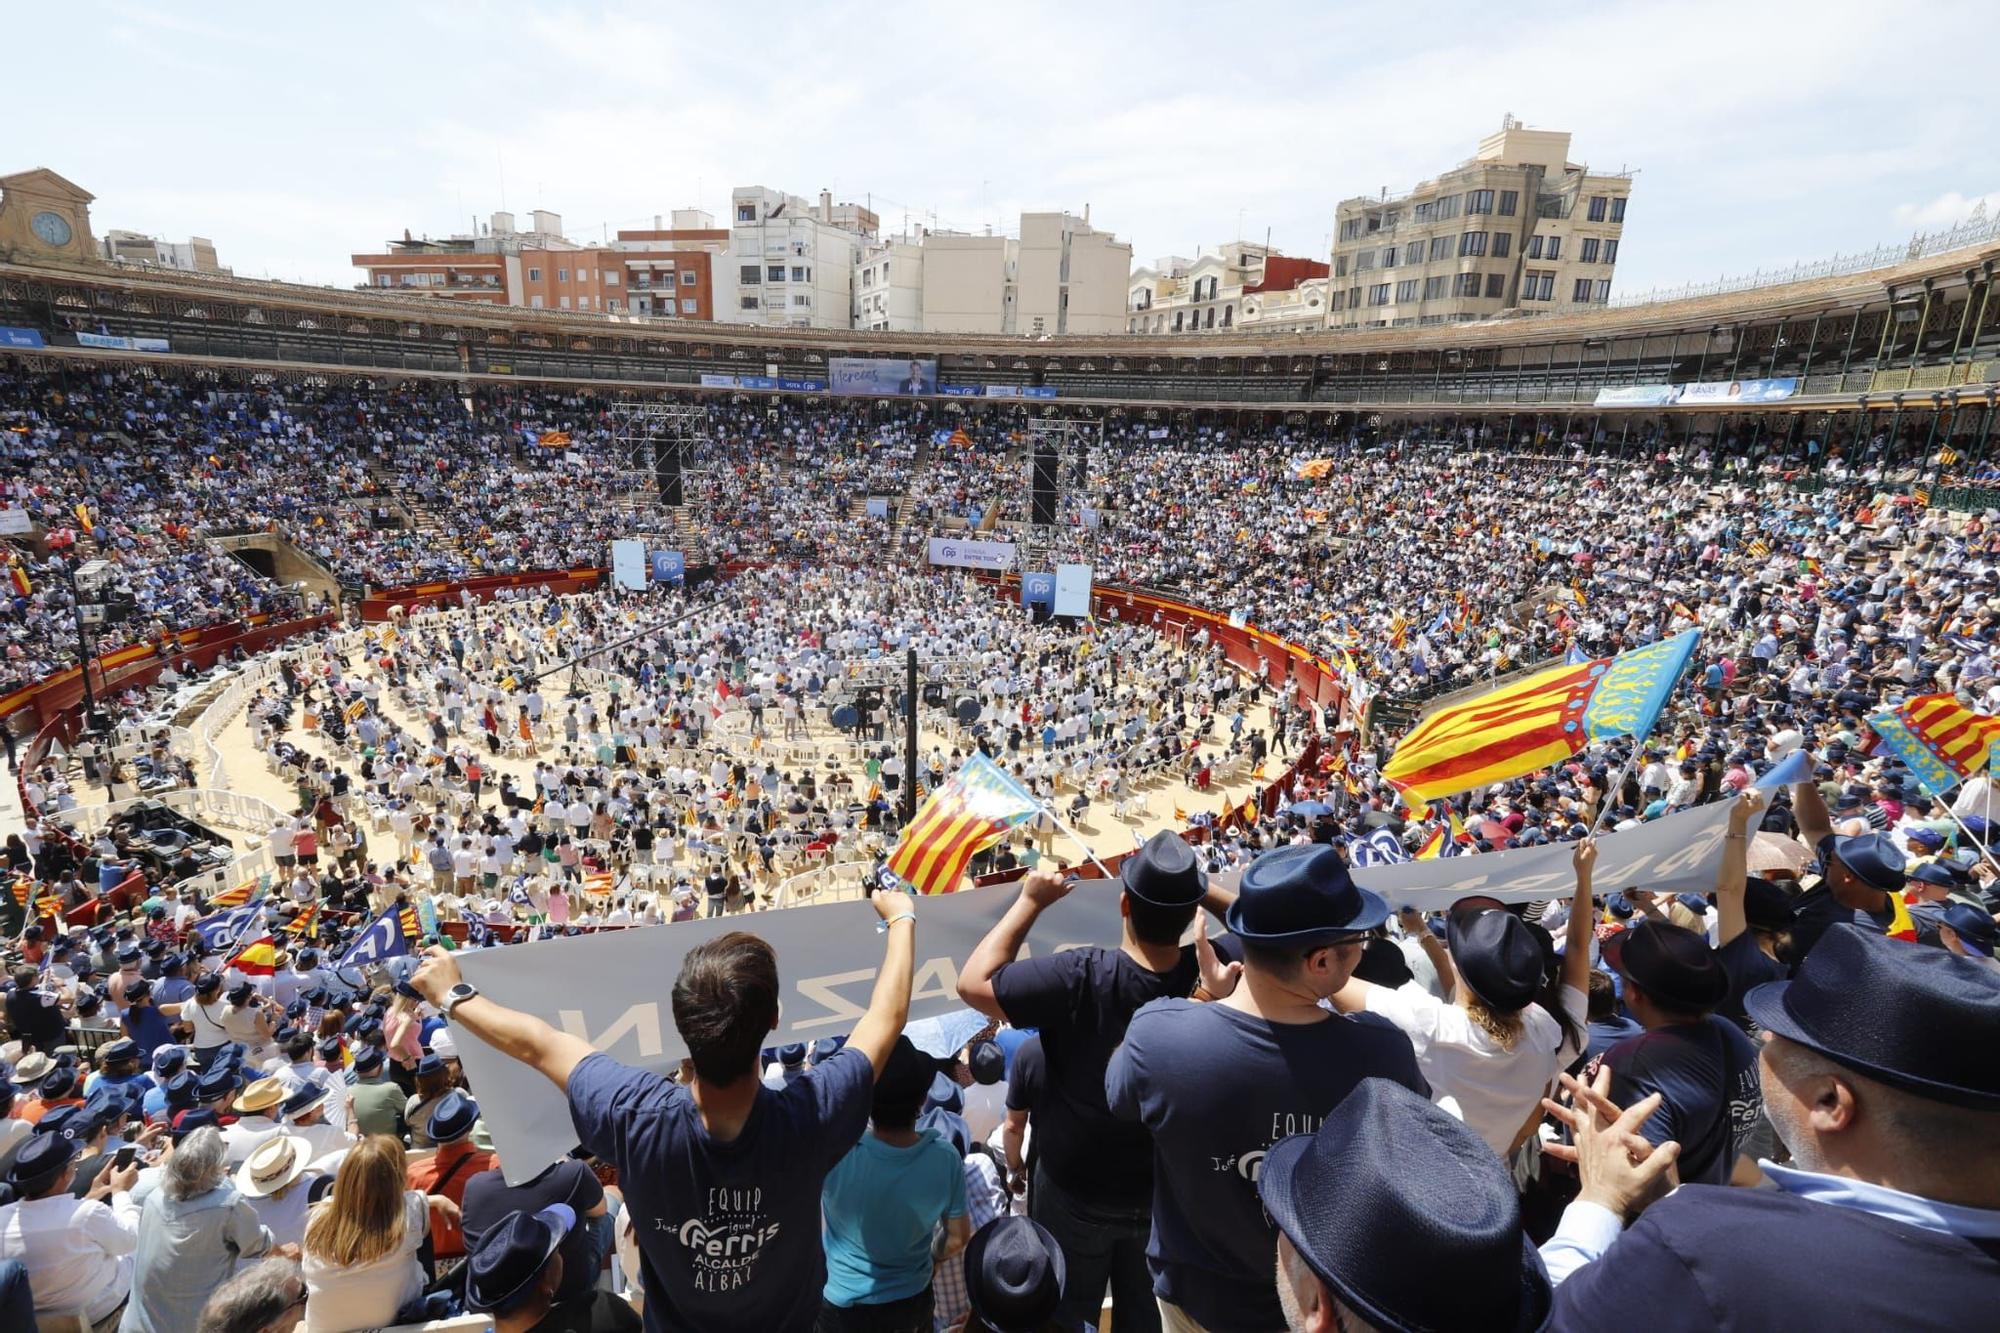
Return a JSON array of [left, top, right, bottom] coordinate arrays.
[[410, 886, 918, 1332], [957, 832, 1238, 1333]]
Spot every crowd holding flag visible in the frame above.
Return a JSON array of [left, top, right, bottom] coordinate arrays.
[[333, 907, 412, 971], [192, 902, 264, 953], [884, 752, 1042, 895], [1383, 629, 1702, 803], [226, 932, 281, 976], [1866, 694, 2000, 795]]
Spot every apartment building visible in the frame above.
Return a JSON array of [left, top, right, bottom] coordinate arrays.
[[100, 229, 224, 274], [720, 186, 877, 329], [850, 210, 1133, 334], [1330, 118, 1632, 328], [351, 209, 724, 317], [1127, 243, 1329, 334]]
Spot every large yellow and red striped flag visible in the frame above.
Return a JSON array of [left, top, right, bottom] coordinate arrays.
[[398, 905, 422, 941], [227, 934, 281, 976], [7, 564, 29, 598], [208, 878, 263, 909], [886, 754, 1041, 895], [74, 503, 97, 537], [1384, 630, 1701, 803], [1867, 695, 2000, 795]]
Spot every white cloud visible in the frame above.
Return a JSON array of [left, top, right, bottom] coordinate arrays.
[[1891, 189, 2000, 232]]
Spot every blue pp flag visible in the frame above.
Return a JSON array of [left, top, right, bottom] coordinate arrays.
[[192, 904, 264, 953], [334, 908, 411, 973], [1348, 827, 1411, 868]]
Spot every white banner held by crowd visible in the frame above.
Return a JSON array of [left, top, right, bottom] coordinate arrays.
[[452, 800, 1735, 1182]]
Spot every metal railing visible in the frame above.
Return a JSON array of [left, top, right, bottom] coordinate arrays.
[[1610, 211, 2000, 308]]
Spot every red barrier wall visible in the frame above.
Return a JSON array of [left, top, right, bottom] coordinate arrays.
[[360, 567, 605, 620], [1, 612, 336, 728]]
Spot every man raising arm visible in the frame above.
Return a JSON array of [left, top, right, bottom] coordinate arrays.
[[410, 890, 918, 1332]]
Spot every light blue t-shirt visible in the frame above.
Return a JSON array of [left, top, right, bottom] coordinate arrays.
[[820, 1128, 967, 1307]]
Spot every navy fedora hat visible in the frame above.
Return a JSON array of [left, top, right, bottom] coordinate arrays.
[[1259, 1078, 1552, 1333], [464, 1204, 575, 1314], [1120, 830, 1207, 908], [1226, 845, 1387, 947], [427, 1090, 480, 1144], [1824, 830, 1907, 892], [1603, 921, 1728, 1012], [1746, 923, 2000, 1108], [964, 1216, 1066, 1333], [6, 1131, 77, 1191], [1447, 909, 1544, 1012]]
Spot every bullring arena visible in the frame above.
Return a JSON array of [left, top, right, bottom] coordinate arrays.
[[5, 166, 2000, 1333]]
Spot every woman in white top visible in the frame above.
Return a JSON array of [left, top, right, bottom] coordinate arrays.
[[1333, 839, 1597, 1157], [300, 1135, 457, 1332], [184, 974, 235, 1062]]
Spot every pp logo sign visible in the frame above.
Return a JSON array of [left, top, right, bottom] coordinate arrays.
[[941, 546, 958, 559], [1027, 577, 1053, 596]]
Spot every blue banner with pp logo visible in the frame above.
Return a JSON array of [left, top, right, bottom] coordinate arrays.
[[1022, 571, 1056, 610], [650, 550, 686, 584]]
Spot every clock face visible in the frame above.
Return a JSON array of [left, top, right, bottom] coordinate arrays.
[[30, 211, 73, 247]]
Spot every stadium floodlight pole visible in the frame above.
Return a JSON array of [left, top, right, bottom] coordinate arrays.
[[902, 647, 919, 826]]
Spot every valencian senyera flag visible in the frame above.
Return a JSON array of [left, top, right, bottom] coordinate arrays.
[[1867, 695, 2000, 795], [1383, 629, 1702, 803], [885, 753, 1041, 895]]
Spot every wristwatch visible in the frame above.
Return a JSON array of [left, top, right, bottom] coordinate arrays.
[[440, 982, 480, 1019]]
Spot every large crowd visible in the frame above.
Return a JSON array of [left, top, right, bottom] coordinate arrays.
[[1, 369, 1997, 1331]]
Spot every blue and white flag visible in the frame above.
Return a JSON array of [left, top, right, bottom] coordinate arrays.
[[192, 903, 264, 953], [334, 908, 411, 973], [1347, 827, 1411, 868]]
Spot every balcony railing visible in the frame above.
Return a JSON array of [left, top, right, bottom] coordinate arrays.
[[1610, 211, 2000, 307]]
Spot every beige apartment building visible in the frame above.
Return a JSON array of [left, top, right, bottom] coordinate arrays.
[[1330, 118, 1631, 328], [854, 210, 1132, 334]]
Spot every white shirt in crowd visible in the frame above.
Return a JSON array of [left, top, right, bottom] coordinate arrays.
[[0, 1188, 142, 1322], [1363, 982, 1588, 1156]]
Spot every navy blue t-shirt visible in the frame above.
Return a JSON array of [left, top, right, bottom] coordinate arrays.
[[567, 1046, 872, 1332], [992, 943, 1196, 1207], [1594, 1016, 1762, 1186], [1713, 930, 1786, 1031], [1106, 999, 1425, 1332]]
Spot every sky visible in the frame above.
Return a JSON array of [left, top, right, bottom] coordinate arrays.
[[14, 0, 1999, 301]]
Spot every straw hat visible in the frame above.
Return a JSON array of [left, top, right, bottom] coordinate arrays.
[[235, 1134, 312, 1199], [234, 1077, 287, 1116]]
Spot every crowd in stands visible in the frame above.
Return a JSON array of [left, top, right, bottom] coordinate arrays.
[[0, 369, 1997, 1329]]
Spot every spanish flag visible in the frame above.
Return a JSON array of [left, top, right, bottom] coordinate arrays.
[[1384, 630, 1701, 803], [7, 565, 28, 598], [227, 934, 281, 976], [1885, 892, 1920, 943], [74, 503, 96, 537], [886, 754, 1041, 895]]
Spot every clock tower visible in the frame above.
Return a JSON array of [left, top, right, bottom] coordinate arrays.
[[0, 168, 96, 262]]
